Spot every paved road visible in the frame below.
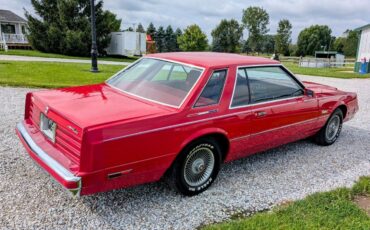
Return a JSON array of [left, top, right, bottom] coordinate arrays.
[[0, 54, 131, 66], [0, 75, 369, 229]]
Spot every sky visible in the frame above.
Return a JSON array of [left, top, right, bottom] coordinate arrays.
[[1, 0, 369, 43]]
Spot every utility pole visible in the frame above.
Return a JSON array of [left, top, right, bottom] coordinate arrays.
[[90, 0, 98, 72]]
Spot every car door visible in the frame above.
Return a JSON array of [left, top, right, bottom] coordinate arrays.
[[229, 65, 320, 158]]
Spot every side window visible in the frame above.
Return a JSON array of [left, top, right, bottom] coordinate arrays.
[[151, 63, 173, 81], [168, 65, 189, 81], [246, 67, 303, 103], [194, 70, 227, 107], [231, 68, 250, 107]]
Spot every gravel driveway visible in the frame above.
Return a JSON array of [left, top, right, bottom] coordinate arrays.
[[1, 75, 370, 229]]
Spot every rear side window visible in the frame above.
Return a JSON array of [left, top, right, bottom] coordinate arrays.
[[195, 70, 227, 107], [246, 67, 303, 103], [231, 68, 250, 107]]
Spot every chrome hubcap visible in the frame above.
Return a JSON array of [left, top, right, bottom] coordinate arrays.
[[326, 115, 340, 140], [184, 147, 215, 187]]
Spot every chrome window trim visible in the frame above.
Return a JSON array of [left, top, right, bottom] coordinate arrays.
[[230, 95, 304, 110], [229, 64, 305, 110], [192, 68, 228, 108], [106, 57, 206, 109]]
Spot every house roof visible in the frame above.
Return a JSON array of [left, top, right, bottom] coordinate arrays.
[[146, 52, 279, 68], [355, 23, 370, 31], [0, 9, 27, 23]]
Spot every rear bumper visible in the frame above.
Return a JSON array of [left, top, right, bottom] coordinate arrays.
[[16, 122, 81, 196]]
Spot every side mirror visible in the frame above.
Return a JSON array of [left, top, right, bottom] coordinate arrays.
[[305, 89, 315, 97]]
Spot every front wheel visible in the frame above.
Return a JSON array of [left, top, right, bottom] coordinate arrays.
[[314, 108, 343, 146], [167, 138, 222, 196]]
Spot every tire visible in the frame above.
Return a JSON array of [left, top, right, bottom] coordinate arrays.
[[314, 108, 343, 146], [166, 137, 222, 196]]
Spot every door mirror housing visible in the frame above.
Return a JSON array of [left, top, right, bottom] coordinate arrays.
[[305, 89, 315, 97]]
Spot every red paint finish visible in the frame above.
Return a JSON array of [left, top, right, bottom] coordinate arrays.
[[16, 52, 359, 195]]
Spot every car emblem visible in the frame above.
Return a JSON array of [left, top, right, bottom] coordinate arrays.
[[44, 106, 49, 114], [68, 125, 79, 135]]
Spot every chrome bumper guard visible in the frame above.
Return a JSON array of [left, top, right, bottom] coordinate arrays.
[[17, 122, 81, 196]]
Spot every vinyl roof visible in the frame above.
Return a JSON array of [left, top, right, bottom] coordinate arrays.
[[146, 52, 279, 68], [0, 9, 27, 23]]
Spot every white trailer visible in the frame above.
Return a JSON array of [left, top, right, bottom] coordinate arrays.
[[106, 31, 146, 56]]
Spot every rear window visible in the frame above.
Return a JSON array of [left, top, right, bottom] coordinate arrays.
[[107, 58, 203, 107]]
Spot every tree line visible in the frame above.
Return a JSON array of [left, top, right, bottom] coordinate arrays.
[[26, 1, 359, 57]]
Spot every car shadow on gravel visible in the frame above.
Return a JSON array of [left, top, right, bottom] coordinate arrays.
[[76, 125, 370, 227]]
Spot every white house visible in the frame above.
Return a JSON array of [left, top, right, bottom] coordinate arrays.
[[0, 9, 29, 48], [354, 23, 370, 73]]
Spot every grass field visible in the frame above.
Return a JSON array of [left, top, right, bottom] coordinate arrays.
[[0, 49, 137, 63], [203, 177, 370, 230], [0, 61, 124, 88]]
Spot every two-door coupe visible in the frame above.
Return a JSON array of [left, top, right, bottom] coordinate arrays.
[[16, 52, 358, 196]]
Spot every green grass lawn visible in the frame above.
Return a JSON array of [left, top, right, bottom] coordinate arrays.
[[203, 177, 370, 230], [0, 61, 124, 88], [282, 62, 370, 79], [0, 49, 137, 63]]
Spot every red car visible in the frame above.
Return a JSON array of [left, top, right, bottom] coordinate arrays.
[[16, 52, 358, 196]]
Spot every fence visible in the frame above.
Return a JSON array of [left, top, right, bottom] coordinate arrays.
[[0, 33, 28, 44], [279, 56, 355, 68]]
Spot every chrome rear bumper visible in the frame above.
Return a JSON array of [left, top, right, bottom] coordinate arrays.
[[16, 122, 81, 196]]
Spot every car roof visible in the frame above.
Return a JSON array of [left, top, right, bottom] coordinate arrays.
[[146, 52, 280, 68]]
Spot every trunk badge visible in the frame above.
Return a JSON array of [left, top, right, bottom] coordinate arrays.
[[68, 126, 79, 135]]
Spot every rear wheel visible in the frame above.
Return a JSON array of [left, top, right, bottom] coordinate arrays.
[[314, 108, 343, 146], [167, 138, 222, 196]]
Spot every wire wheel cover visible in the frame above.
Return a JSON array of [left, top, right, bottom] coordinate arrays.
[[326, 115, 340, 140], [183, 147, 215, 187]]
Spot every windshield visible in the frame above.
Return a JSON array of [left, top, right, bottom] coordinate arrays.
[[107, 58, 204, 107]]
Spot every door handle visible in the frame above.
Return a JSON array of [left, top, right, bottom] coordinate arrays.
[[255, 111, 267, 117]]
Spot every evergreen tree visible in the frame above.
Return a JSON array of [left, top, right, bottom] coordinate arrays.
[[25, 0, 121, 56], [174, 28, 182, 51], [146, 22, 156, 39], [136, 23, 145, 33], [155, 26, 165, 52], [164, 25, 177, 52]]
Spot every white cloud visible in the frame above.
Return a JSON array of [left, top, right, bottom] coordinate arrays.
[[1, 0, 369, 42]]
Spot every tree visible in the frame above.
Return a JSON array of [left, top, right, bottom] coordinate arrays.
[[261, 34, 275, 54], [155, 26, 165, 52], [296, 25, 332, 56], [136, 23, 145, 33], [211, 19, 243, 53], [177, 24, 208, 51], [242, 6, 269, 52], [174, 28, 182, 51], [343, 30, 359, 57], [275, 19, 292, 56], [25, 0, 121, 56], [146, 22, 156, 39], [333, 37, 345, 53], [126, 27, 134, 32], [164, 25, 177, 52]]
